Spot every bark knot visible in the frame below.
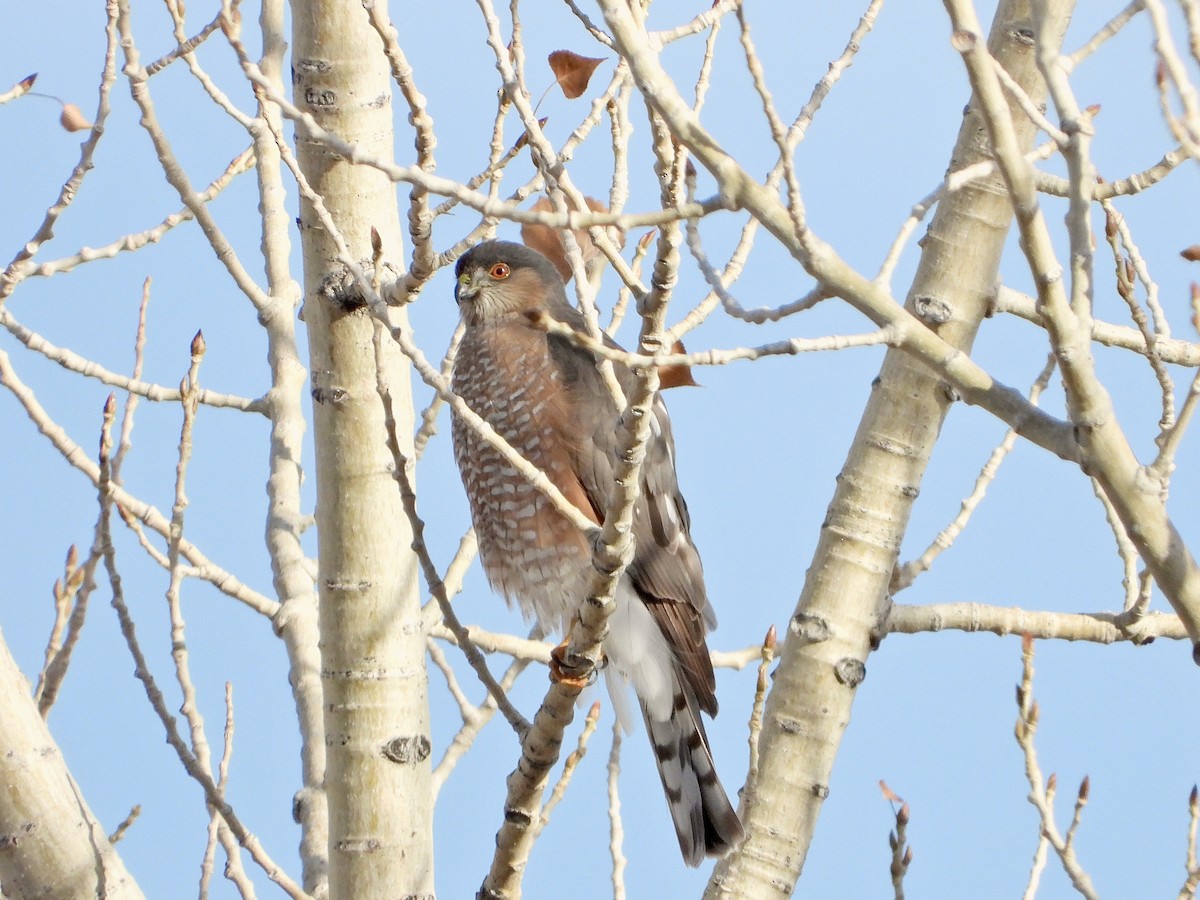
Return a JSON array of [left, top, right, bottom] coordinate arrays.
[[912, 295, 953, 325], [383, 734, 432, 765], [833, 656, 866, 688], [790, 612, 831, 644], [503, 806, 532, 827]]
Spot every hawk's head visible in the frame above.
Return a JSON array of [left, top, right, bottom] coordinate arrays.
[[454, 240, 565, 326]]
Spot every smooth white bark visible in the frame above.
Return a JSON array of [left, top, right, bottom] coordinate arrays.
[[292, 1, 432, 896], [0, 630, 144, 900]]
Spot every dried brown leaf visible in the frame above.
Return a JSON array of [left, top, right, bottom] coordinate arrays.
[[658, 339, 699, 390], [520, 195, 622, 283], [59, 103, 92, 132], [548, 50, 605, 100], [879, 779, 902, 804], [1180, 245, 1200, 262]]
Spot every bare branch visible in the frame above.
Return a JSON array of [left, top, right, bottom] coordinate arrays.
[[994, 286, 1200, 366], [1013, 636, 1099, 898], [894, 355, 1056, 592], [883, 602, 1183, 645], [947, 0, 1200, 649], [0, 348, 278, 616], [607, 722, 627, 900]]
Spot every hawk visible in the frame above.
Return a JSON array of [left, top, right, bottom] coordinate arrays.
[[449, 240, 743, 865]]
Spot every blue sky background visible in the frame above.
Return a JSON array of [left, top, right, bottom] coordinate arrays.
[[3, 1, 1200, 897]]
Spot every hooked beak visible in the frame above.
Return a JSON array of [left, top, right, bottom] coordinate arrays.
[[455, 270, 484, 305]]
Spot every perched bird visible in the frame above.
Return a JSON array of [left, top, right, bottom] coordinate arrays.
[[449, 240, 743, 865]]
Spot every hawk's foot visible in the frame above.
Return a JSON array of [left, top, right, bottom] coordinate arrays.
[[549, 640, 593, 689]]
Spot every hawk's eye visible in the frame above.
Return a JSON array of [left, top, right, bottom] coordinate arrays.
[[488, 262, 511, 280]]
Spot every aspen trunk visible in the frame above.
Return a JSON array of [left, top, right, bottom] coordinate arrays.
[[0, 630, 144, 899], [707, 1, 1074, 896], [291, 1, 433, 896]]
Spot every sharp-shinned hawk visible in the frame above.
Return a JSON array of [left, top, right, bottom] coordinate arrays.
[[449, 240, 743, 866]]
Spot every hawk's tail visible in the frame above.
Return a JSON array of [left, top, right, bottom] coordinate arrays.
[[642, 689, 744, 867]]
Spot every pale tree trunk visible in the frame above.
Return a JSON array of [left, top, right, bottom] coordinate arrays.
[[0, 630, 144, 899], [292, 2, 432, 898], [706, 1, 1074, 896]]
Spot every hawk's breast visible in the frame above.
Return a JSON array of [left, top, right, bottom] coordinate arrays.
[[451, 320, 595, 632]]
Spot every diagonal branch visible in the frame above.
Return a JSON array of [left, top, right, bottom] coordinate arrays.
[[947, 0, 1200, 650]]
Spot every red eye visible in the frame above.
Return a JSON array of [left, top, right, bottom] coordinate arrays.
[[489, 262, 511, 279]]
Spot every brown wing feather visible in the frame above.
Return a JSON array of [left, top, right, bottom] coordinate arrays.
[[542, 307, 719, 715]]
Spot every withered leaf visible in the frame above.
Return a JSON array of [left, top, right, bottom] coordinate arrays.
[[59, 103, 92, 132], [658, 339, 699, 390], [878, 780, 902, 804], [548, 50, 605, 100], [1181, 245, 1200, 263], [520, 195, 623, 282]]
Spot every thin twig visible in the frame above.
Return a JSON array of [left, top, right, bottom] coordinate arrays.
[[883, 602, 1183, 645], [745, 626, 776, 798], [430, 645, 536, 797], [879, 782, 912, 900], [108, 805, 142, 845], [1064, 1, 1144, 70], [94, 380, 305, 895], [1180, 786, 1200, 899], [994, 286, 1200, 366], [529, 702, 603, 839], [894, 355, 1056, 592], [375, 327, 529, 734], [607, 721, 626, 900], [1013, 635, 1099, 899], [0, 0, 120, 305]]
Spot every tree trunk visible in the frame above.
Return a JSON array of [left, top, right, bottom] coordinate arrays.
[[292, 2, 433, 897], [707, 1, 1074, 896], [0, 630, 144, 900]]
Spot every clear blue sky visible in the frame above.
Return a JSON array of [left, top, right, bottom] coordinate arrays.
[[3, 2, 1200, 897]]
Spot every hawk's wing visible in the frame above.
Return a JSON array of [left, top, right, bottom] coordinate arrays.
[[543, 306, 719, 716]]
